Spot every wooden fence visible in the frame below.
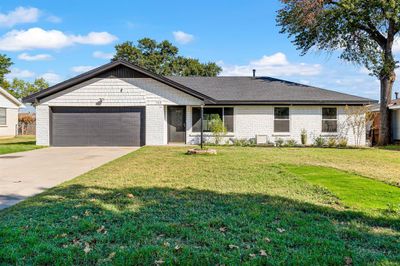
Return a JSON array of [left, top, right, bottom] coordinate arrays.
[[18, 113, 36, 135]]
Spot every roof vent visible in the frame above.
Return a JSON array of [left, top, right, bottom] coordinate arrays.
[[252, 69, 256, 78]]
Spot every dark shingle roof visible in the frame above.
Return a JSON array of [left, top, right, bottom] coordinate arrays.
[[167, 76, 375, 104], [23, 60, 376, 105]]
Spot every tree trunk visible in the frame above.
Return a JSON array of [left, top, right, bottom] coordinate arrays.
[[378, 71, 395, 145], [378, 24, 396, 146]]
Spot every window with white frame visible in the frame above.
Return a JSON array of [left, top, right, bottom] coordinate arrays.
[[322, 107, 338, 133], [0, 108, 6, 125], [274, 107, 290, 132]]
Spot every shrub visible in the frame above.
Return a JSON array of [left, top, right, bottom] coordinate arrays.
[[300, 129, 307, 145], [275, 138, 284, 147], [327, 137, 337, 148], [233, 139, 245, 146], [232, 138, 255, 147], [285, 139, 297, 147], [248, 138, 256, 146], [337, 138, 348, 148], [313, 136, 326, 147], [209, 115, 227, 145]]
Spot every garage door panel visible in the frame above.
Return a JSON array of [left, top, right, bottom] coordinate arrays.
[[51, 107, 144, 146]]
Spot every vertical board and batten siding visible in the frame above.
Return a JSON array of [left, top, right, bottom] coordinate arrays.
[[186, 105, 365, 146], [36, 78, 203, 146]]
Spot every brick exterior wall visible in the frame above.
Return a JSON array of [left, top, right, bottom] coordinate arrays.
[[35, 105, 50, 145], [36, 77, 366, 146], [187, 106, 365, 146]]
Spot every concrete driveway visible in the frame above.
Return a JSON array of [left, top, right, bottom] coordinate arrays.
[[0, 147, 138, 210]]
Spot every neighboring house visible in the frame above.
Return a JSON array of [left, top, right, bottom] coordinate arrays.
[[391, 100, 400, 142], [0, 87, 24, 137], [369, 98, 400, 144], [23, 60, 375, 147]]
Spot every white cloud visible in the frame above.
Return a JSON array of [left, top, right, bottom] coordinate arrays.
[[358, 67, 370, 74], [125, 21, 137, 29], [299, 79, 311, 85], [18, 52, 53, 61], [46, 15, 62, 23], [70, 32, 117, 45], [393, 38, 400, 53], [6, 68, 35, 79], [172, 31, 194, 44], [70, 65, 96, 73], [93, 50, 114, 59], [220, 52, 322, 77], [39, 72, 62, 84], [251, 53, 289, 66], [0, 27, 118, 51], [0, 7, 40, 27]]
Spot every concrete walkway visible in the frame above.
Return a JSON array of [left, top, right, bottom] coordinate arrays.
[[0, 147, 138, 210]]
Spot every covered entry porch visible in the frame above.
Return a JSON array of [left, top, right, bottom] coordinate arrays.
[[166, 105, 234, 147]]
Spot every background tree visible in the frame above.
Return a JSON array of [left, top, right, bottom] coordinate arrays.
[[0, 54, 12, 88], [113, 38, 222, 76], [7, 78, 49, 99], [277, 0, 400, 145], [344, 105, 377, 147]]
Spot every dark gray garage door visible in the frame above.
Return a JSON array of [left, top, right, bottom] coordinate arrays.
[[51, 107, 145, 146]]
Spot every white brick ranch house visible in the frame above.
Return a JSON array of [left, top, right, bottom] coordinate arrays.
[[23, 60, 375, 147]]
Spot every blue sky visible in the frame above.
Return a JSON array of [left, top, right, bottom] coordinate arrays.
[[0, 0, 391, 100]]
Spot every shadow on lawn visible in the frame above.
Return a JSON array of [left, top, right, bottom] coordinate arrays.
[[0, 185, 399, 265], [0, 141, 36, 146]]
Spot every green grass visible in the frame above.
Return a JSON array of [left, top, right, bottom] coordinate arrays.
[[285, 165, 400, 211], [382, 145, 400, 151], [0, 146, 399, 265], [0, 135, 44, 155]]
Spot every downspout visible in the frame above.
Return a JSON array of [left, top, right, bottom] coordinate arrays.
[[200, 105, 204, 149]]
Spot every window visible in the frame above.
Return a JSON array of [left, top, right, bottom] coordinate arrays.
[[0, 108, 5, 125], [274, 107, 290, 132], [322, 107, 337, 133], [192, 107, 234, 132]]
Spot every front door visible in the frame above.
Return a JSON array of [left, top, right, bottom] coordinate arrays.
[[168, 106, 186, 143]]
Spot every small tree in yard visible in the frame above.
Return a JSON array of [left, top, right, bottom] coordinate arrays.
[[344, 105, 377, 147], [277, 0, 400, 145], [209, 115, 227, 145]]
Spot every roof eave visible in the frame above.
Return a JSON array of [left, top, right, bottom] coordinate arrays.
[[0, 87, 24, 107], [206, 100, 377, 105]]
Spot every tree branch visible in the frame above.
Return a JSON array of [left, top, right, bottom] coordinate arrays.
[[358, 23, 387, 48]]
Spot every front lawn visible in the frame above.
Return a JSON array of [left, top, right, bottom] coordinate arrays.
[[0, 135, 44, 155], [382, 145, 400, 151], [0, 146, 399, 265]]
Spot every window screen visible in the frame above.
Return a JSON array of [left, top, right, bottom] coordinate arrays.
[[322, 107, 337, 132], [0, 108, 6, 125], [274, 107, 289, 132]]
